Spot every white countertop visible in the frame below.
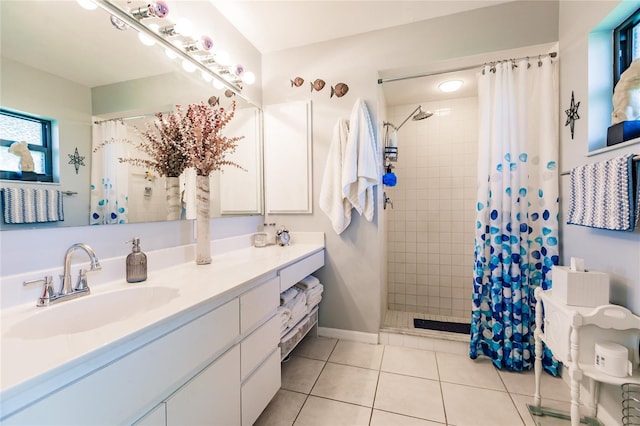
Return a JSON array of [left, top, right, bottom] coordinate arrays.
[[0, 238, 324, 417]]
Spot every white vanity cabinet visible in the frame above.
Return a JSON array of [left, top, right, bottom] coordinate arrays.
[[166, 346, 241, 425], [1, 243, 325, 426]]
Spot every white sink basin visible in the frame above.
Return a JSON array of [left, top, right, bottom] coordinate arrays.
[[5, 286, 180, 340]]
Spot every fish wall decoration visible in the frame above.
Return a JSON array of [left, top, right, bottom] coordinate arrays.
[[331, 83, 349, 98], [291, 77, 304, 87], [290, 76, 349, 99], [311, 79, 326, 92]]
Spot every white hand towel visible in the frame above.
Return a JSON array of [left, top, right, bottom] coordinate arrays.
[[295, 275, 320, 290], [342, 98, 378, 222], [280, 286, 300, 305], [319, 119, 352, 234]]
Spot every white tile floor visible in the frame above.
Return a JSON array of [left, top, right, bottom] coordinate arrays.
[[255, 333, 576, 426]]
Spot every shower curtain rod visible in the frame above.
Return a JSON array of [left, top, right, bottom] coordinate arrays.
[[377, 51, 557, 84], [93, 110, 172, 125]]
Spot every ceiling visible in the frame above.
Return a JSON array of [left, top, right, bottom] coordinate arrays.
[[209, 1, 511, 55], [2, 1, 536, 108], [209, 0, 525, 106]]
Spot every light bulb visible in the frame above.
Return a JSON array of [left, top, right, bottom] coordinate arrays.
[[76, 0, 97, 10], [233, 64, 244, 76], [212, 79, 224, 90], [198, 35, 214, 51], [438, 80, 463, 93], [182, 59, 196, 73], [152, 1, 169, 18], [139, 32, 155, 46], [138, 24, 159, 46], [201, 71, 213, 82], [243, 71, 256, 85], [215, 50, 230, 66], [165, 48, 178, 60], [174, 17, 193, 37]]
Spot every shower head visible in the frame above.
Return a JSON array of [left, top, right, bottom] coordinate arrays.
[[384, 105, 432, 131], [412, 106, 433, 121]]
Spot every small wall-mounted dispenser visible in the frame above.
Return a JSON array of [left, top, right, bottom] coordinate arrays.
[[383, 163, 397, 187]]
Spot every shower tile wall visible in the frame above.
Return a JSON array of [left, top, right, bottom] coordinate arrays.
[[386, 97, 477, 320]]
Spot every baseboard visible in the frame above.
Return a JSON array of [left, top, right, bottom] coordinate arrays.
[[317, 327, 379, 344]]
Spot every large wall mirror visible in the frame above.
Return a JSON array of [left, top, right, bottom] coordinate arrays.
[[0, 0, 263, 230]]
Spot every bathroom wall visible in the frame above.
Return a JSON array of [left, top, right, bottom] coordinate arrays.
[[558, 2, 640, 423], [262, 1, 558, 336], [0, 58, 92, 229], [386, 98, 477, 320]]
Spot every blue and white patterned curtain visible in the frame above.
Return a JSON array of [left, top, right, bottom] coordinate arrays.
[[470, 56, 560, 374], [90, 120, 129, 225]]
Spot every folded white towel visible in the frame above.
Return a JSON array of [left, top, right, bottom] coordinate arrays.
[[320, 119, 352, 234], [280, 286, 300, 305], [342, 98, 378, 222], [305, 283, 324, 300], [295, 275, 320, 290], [286, 291, 308, 328]]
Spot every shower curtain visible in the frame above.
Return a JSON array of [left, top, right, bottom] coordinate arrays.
[[470, 56, 559, 374], [90, 120, 129, 225]]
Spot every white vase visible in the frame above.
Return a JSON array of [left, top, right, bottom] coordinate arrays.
[[165, 176, 181, 221], [195, 175, 211, 265]]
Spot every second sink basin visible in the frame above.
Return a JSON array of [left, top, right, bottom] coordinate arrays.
[[5, 286, 180, 340]]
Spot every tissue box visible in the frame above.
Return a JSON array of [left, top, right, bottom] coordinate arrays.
[[552, 266, 609, 307]]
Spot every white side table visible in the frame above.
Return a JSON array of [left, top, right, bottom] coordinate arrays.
[[533, 287, 640, 426]]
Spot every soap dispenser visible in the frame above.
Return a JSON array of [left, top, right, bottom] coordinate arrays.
[[126, 237, 147, 283]]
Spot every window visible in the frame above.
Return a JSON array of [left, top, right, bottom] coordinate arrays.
[[0, 108, 53, 182], [613, 7, 640, 88]]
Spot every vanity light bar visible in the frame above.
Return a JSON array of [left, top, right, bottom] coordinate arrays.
[[89, 0, 252, 100]]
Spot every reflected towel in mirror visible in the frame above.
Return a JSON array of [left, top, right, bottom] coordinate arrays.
[[2, 187, 64, 224]]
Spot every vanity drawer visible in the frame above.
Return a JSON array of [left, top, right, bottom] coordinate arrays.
[[241, 314, 280, 380], [241, 349, 281, 426], [279, 250, 324, 293], [240, 276, 279, 335]]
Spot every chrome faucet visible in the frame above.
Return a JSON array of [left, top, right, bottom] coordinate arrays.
[[59, 243, 101, 296], [24, 243, 101, 307]]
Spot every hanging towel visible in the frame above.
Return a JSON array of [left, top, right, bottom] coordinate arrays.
[[567, 153, 640, 231], [319, 119, 352, 234], [2, 188, 64, 224], [342, 98, 378, 221]]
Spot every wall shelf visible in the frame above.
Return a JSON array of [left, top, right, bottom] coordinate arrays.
[[587, 136, 640, 157]]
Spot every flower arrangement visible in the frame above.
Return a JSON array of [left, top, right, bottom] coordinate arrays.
[[94, 100, 244, 178], [181, 100, 244, 176]]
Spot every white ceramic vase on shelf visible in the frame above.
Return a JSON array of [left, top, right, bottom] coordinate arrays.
[[195, 175, 211, 265], [165, 176, 181, 221]]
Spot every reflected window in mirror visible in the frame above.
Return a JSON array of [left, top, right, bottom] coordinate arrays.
[[613, 7, 640, 89], [0, 109, 54, 182]]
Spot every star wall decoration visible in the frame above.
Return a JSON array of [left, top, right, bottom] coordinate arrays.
[[564, 90, 580, 140], [68, 147, 85, 174]]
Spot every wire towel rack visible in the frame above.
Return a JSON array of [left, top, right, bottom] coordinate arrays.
[[623, 383, 640, 425]]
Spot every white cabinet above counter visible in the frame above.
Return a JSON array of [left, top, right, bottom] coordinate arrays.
[[0, 233, 324, 424]]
